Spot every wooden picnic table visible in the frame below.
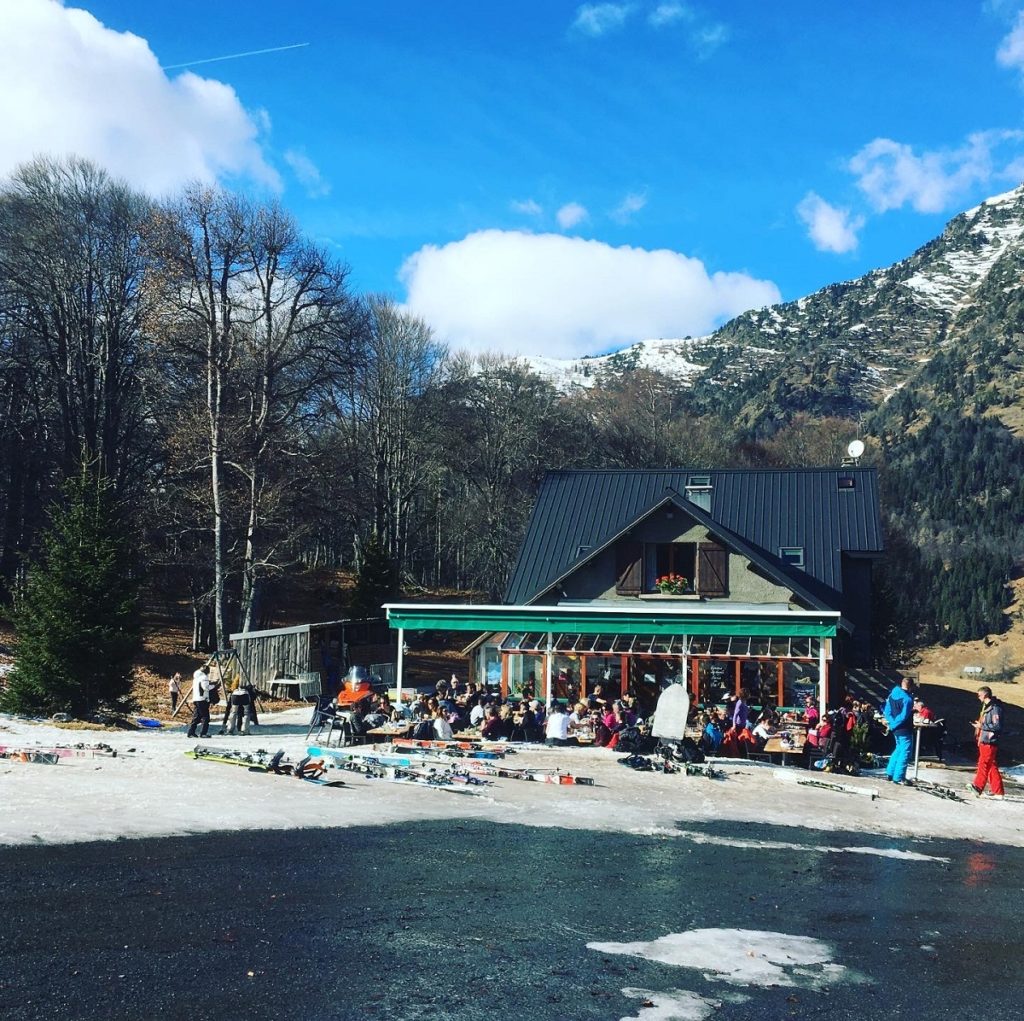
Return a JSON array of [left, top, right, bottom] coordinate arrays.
[[365, 723, 414, 741], [763, 732, 807, 766]]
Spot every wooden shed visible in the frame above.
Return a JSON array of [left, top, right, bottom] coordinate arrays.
[[229, 617, 391, 696]]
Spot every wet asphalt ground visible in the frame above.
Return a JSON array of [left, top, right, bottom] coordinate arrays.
[[0, 820, 1021, 1021]]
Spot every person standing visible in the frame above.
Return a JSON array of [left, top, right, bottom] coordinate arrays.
[[970, 686, 1005, 799], [169, 672, 182, 713], [186, 667, 211, 739], [733, 688, 750, 732], [227, 677, 254, 735], [882, 676, 915, 784]]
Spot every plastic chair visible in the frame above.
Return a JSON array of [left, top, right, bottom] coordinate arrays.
[[306, 696, 344, 746]]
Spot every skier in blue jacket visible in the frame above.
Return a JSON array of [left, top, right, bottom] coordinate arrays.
[[882, 676, 916, 784]]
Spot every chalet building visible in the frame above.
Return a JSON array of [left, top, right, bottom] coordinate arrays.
[[386, 467, 883, 712]]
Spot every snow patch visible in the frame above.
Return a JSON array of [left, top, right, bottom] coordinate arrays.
[[588, 928, 864, 989], [649, 828, 950, 863], [616, 987, 744, 1021]]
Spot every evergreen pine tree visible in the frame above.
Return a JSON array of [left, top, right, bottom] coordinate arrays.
[[350, 532, 400, 618], [1, 468, 141, 717]]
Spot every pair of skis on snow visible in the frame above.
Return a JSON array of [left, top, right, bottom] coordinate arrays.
[[388, 738, 511, 759], [317, 746, 594, 787], [0, 742, 120, 764], [307, 746, 490, 793], [456, 759, 595, 785], [184, 746, 344, 787]]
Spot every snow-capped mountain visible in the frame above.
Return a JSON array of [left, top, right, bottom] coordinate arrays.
[[522, 183, 1024, 427], [521, 336, 711, 390]]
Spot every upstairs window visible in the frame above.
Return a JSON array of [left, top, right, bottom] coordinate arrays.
[[685, 474, 713, 511], [613, 539, 729, 597], [780, 547, 805, 569], [654, 542, 696, 588]]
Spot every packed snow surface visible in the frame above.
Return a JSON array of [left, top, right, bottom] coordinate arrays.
[[1, 708, 1021, 849]]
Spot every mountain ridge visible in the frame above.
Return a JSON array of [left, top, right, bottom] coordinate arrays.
[[524, 182, 1024, 430]]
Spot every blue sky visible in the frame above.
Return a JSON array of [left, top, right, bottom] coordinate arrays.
[[3, 1, 1024, 358]]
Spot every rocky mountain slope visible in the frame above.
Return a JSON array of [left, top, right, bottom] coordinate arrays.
[[529, 184, 1024, 432]]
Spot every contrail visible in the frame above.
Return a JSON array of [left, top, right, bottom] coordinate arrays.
[[162, 42, 309, 71]]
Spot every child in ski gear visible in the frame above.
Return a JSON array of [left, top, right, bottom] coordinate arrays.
[[970, 686, 1005, 798]]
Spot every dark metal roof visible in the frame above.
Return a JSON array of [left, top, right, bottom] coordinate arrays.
[[504, 468, 883, 606]]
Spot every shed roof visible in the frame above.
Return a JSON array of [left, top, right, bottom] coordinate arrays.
[[229, 617, 382, 642], [504, 468, 883, 606]]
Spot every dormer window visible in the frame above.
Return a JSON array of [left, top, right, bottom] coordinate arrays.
[[685, 474, 712, 511], [780, 547, 805, 569]]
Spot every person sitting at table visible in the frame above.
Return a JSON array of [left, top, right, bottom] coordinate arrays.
[[735, 724, 759, 758], [448, 701, 469, 733], [480, 706, 505, 741], [598, 703, 621, 743], [432, 706, 454, 741], [752, 713, 778, 748], [619, 696, 640, 727], [568, 701, 590, 733], [699, 712, 723, 754], [411, 710, 435, 741], [362, 705, 389, 730], [497, 703, 516, 737], [526, 700, 545, 741], [602, 702, 631, 750], [545, 700, 570, 746], [532, 699, 547, 729], [718, 725, 740, 757], [814, 713, 832, 752], [511, 700, 536, 742], [469, 695, 486, 727], [359, 694, 391, 729], [829, 704, 858, 773], [913, 696, 934, 723]]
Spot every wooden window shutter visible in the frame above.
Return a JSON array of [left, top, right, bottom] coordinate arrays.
[[697, 542, 728, 597], [615, 541, 643, 595]]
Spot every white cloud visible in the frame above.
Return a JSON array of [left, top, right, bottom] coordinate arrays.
[[399, 229, 781, 359], [571, 3, 634, 37], [649, 2, 690, 28], [283, 149, 330, 198], [692, 22, 730, 57], [0, 0, 278, 194], [511, 198, 543, 216], [647, 2, 728, 56], [612, 191, 648, 222], [796, 192, 863, 253], [997, 10, 1024, 72], [557, 201, 589, 229], [848, 131, 1024, 213]]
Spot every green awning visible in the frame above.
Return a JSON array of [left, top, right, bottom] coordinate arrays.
[[384, 604, 839, 638]]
